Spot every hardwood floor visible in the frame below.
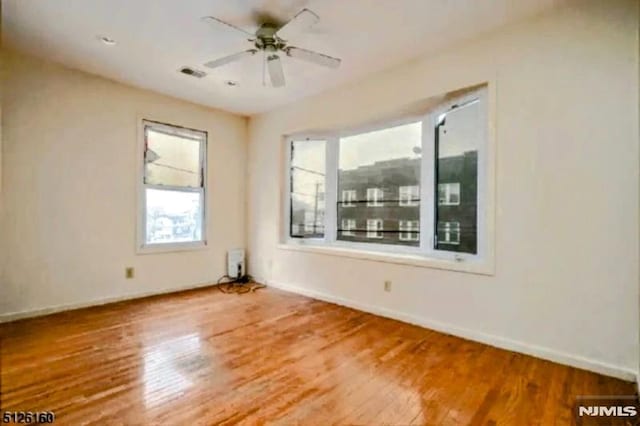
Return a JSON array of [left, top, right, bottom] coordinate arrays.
[[0, 286, 635, 425]]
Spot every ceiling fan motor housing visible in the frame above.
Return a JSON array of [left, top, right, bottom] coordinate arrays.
[[254, 23, 286, 53]]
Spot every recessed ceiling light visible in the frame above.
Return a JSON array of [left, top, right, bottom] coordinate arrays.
[[97, 35, 117, 46], [224, 80, 239, 87]]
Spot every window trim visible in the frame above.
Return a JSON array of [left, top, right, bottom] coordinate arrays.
[[137, 119, 208, 254], [281, 85, 493, 274]]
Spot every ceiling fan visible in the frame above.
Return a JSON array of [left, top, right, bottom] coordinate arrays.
[[201, 9, 341, 88]]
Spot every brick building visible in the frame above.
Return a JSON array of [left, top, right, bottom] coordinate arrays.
[[292, 151, 477, 254]]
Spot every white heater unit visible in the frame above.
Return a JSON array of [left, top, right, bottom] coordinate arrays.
[[227, 248, 245, 279]]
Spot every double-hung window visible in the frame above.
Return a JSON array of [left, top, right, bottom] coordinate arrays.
[[342, 189, 357, 207], [399, 185, 420, 206], [285, 86, 488, 264], [366, 219, 383, 239], [438, 183, 460, 205], [366, 188, 383, 207], [341, 219, 356, 236], [140, 120, 207, 252], [399, 220, 419, 241], [437, 222, 461, 245]]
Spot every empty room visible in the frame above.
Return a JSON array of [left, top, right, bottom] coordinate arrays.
[[0, 0, 638, 424]]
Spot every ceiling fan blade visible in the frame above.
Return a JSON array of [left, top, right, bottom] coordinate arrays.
[[285, 46, 341, 69], [201, 16, 254, 38], [275, 9, 319, 41], [204, 50, 257, 69], [267, 54, 285, 87]]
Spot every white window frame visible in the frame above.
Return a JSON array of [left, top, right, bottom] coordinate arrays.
[[341, 219, 356, 236], [281, 86, 492, 274], [137, 119, 207, 254], [399, 185, 420, 207], [288, 138, 328, 240], [438, 182, 461, 206], [341, 189, 357, 207], [399, 220, 420, 241], [366, 219, 384, 239], [366, 187, 383, 207]]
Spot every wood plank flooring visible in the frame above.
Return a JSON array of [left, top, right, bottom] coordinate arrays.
[[0, 286, 635, 425]]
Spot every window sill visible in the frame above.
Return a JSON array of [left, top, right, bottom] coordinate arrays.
[[137, 241, 207, 255], [277, 243, 494, 276]]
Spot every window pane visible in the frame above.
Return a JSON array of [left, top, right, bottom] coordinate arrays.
[[145, 127, 202, 188], [145, 188, 203, 244], [290, 140, 326, 238], [435, 99, 480, 254], [338, 121, 421, 246]]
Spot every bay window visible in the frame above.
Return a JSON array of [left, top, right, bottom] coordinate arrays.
[[284, 87, 488, 264]]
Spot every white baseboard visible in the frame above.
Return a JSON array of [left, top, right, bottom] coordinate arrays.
[[0, 281, 218, 323], [266, 279, 637, 382]]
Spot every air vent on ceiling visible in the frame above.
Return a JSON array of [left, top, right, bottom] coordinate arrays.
[[179, 67, 207, 78]]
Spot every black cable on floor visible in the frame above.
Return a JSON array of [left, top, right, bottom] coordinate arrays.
[[216, 274, 265, 294]]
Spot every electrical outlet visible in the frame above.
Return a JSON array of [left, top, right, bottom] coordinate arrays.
[[125, 267, 135, 279], [384, 280, 392, 292]]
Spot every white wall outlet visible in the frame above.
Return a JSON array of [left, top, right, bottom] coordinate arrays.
[[384, 280, 392, 292]]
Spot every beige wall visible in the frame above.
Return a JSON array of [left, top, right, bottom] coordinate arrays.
[[0, 50, 247, 317], [247, 0, 639, 378]]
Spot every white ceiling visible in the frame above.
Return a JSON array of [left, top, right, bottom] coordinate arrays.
[[3, 0, 560, 116]]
